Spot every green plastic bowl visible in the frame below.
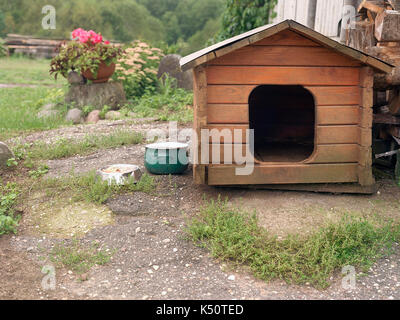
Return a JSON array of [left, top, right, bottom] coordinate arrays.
[[145, 142, 189, 175]]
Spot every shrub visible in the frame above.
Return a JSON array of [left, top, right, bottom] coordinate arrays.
[[0, 39, 8, 57], [129, 76, 193, 122], [114, 40, 164, 99], [0, 182, 20, 235]]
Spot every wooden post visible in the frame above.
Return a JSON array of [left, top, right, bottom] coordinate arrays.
[[359, 66, 375, 186], [193, 66, 208, 184]]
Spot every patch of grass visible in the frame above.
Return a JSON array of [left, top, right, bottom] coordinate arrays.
[[0, 182, 20, 235], [0, 57, 67, 86], [50, 239, 114, 274], [16, 130, 144, 161], [0, 87, 68, 140], [42, 171, 157, 204], [128, 77, 193, 123], [186, 198, 400, 289]]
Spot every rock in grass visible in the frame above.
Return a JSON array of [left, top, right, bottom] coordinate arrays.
[[0, 142, 14, 168], [105, 111, 122, 120], [68, 71, 85, 85], [86, 110, 101, 124], [157, 54, 193, 91], [66, 108, 83, 124], [65, 82, 126, 110]]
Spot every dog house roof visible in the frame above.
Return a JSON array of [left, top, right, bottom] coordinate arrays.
[[180, 19, 393, 73]]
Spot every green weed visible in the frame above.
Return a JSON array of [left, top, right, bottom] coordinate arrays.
[[186, 198, 400, 289]]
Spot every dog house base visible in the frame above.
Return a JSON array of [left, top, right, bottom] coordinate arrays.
[[226, 183, 377, 195]]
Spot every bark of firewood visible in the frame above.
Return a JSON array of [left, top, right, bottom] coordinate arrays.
[[374, 67, 400, 89], [389, 88, 400, 115]]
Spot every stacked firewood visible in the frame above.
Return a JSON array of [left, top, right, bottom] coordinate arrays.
[[347, 0, 400, 167], [4, 34, 66, 59]]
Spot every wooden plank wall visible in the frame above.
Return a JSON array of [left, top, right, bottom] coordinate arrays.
[[201, 30, 364, 185]]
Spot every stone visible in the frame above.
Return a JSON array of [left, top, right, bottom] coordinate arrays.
[[228, 275, 236, 281], [0, 142, 14, 169], [157, 54, 193, 91], [66, 108, 83, 124], [67, 71, 85, 85], [86, 110, 101, 124], [65, 82, 126, 110], [105, 111, 122, 120]]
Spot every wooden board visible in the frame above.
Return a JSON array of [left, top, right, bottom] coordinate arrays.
[[207, 104, 249, 124], [208, 143, 360, 164], [252, 29, 321, 46], [207, 163, 359, 185], [317, 126, 359, 144], [207, 85, 361, 105], [193, 66, 208, 184], [209, 45, 362, 67], [206, 66, 360, 86], [317, 106, 360, 125], [206, 124, 360, 145], [235, 183, 376, 195], [207, 105, 359, 125]]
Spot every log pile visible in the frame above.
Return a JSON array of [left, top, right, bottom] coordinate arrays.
[[4, 34, 66, 59], [346, 0, 400, 170]]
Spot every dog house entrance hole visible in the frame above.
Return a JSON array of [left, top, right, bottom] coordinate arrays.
[[249, 85, 315, 163]]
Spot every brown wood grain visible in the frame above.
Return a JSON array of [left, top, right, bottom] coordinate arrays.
[[317, 106, 360, 125], [207, 104, 249, 124], [317, 126, 360, 144], [206, 124, 360, 145], [207, 143, 360, 164], [207, 163, 359, 185], [193, 66, 208, 184], [207, 85, 361, 105], [207, 105, 360, 125], [210, 46, 362, 67], [206, 66, 360, 86], [252, 29, 321, 46]]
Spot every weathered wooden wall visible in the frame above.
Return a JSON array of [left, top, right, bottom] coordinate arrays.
[[194, 30, 371, 186], [273, 0, 345, 39]]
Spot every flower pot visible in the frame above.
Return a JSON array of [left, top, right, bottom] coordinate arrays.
[[82, 61, 116, 83]]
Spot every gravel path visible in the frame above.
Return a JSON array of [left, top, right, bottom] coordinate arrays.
[[2, 119, 400, 300]]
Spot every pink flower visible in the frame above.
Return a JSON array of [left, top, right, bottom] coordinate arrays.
[[72, 28, 85, 40], [104, 40, 110, 45], [92, 33, 103, 44]]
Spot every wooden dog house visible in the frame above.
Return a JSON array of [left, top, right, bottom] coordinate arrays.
[[181, 20, 393, 193]]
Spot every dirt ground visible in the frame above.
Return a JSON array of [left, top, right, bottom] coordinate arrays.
[[2, 119, 400, 300]]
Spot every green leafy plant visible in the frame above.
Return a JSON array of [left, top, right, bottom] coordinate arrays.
[[29, 164, 49, 179], [214, 0, 278, 42], [50, 238, 114, 274], [99, 105, 111, 120], [113, 40, 164, 98], [6, 158, 18, 168], [186, 197, 400, 289], [0, 39, 8, 57], [50, 29, 124, 80], [0, 182, 20, 235], [129, 75, 193, 122], [42, 171, 157, 205]]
